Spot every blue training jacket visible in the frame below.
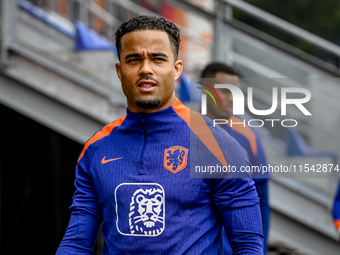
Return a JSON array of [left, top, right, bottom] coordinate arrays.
[[56, 98, 263, 255], [221, 116, 270, 255]]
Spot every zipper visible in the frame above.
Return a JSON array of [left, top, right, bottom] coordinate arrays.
[[139, 114, 147, 174]]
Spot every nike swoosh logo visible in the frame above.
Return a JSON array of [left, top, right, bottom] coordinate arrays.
[[101, 156, 123, 164]]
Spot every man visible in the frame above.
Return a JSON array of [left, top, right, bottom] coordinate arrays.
[[333, 180, 340, 236], [56, 16, 263, 254], [200, 62, 271, 254]]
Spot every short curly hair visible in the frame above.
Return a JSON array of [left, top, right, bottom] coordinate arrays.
[[114, 15, 181, 60], [201, 62, 238, 78]]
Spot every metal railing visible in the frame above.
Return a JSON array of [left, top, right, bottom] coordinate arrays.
[[20, 0, 340, 75], [225, 0, 340, 58], [169, 0, 340, 75]]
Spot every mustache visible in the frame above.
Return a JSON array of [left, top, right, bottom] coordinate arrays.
[[135, 75, 158, 86]]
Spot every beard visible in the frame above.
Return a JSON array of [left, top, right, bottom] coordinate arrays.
[[136, 99, 161, 109]]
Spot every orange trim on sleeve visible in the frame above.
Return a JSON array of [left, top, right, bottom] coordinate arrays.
[[172, 98, 229, 171], [171, 98, 190, 127], [77, 116, 126, 163], [334, 219, 340, 231], [228, 116, 257, 156]]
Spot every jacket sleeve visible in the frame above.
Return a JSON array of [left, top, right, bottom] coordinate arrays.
[[252, 131, 270, 254], [56, 158, 102, 254], [213, 178, 264, 254], [206, 122, 263, 253]]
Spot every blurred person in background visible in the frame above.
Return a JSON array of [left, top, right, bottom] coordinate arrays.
[[333, 180, 340, 237], [56, 16, 264, 254], [201, 62, 271, 254]]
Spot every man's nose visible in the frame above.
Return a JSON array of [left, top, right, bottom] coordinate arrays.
[[138, 60, 154, 76]]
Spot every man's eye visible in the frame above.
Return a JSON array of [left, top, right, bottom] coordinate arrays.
[[128, 58, 139, 63], [154, 58, 165, 62]]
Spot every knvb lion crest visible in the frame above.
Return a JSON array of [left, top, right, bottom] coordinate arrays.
[[115, 183, 165, 237], [129, 188, 164, 236], [163, 146, 188, 174]]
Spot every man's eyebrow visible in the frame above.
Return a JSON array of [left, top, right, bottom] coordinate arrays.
[[125, 53, 141, 60], [150, 52, 168, 58], [124, 52, 168, 60]]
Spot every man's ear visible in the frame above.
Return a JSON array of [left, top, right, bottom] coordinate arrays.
[[174, 59, 183, 80], [115, 62, 122, 81]]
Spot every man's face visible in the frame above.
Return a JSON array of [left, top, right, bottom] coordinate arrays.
[[115, 30, 183, 113], [206, 72, 239, 119]]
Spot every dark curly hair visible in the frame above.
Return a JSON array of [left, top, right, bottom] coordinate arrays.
[[201, 62, 238, 78], [114, 15, 181, 60]]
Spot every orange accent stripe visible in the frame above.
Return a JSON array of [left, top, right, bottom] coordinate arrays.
[[334, 219, 340, 231], [172, 99, 229, 171], [172, 98, 190, 127], [228, 116, 257, 156], [77, 116, 126, 163]]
